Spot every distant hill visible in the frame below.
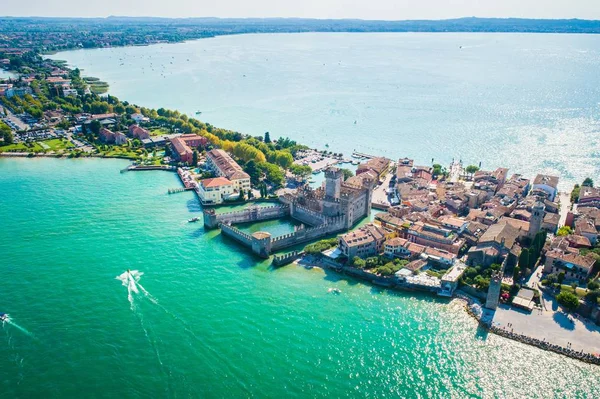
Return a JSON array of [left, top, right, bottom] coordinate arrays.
[[2, 16, 600, 34]]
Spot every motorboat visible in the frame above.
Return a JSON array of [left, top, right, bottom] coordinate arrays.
[[188, 217, 200, 223], [328, 288, 342, 294], [0, 313, 7, 322]]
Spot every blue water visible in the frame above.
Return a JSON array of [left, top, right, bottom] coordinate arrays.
[[50, 32, 600, 189]]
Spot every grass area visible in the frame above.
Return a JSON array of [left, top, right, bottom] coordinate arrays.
[[101, 146, 142, 159], [0, 142, 44, 152], [560, 284, 589, 299], [150, 128, 171, 136], [40, 138, 74, 152]]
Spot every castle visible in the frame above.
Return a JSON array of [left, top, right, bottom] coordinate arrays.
[[204, 166, 376, 257]]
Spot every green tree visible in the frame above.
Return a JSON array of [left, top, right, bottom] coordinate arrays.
[[244, 160, 261, 185], [571, 184, 581, 203], [513, 266, 521, 281], [557, 226, 572, 236], [340, 168, 354, 180], [264, 131, 271, 143], [465, 165, 479, 176], [587, 280, 600, 290], [582, 177, 594, 187], [556, 291, 580, 311], [89, 120, 101, 135], [584, 290, 600, 304], [352, 256, 366, 269], [192, 150, 198, 166], [518, 248, 529, 270], [557, 271, 566, 285]]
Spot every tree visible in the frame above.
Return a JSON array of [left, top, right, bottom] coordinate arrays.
[[557, 271, 566, 285], [352, 257, 366, 269], [244, 160, 261, 185], [556, 291, 580, 311], [0, 121, 13, 145], [289, 164, 312, 179], [557, 226, 572, 236], [584, 290, 600, 304], [192, 150, 198, 166], [238, 189, 245, 201], [264, 131, 271, 143], [518, 248, 529, 270], [465, 165, 479, 176], [89, 120, 101, 135], [582, 177, 594, 187], [340, 168, 354, 180], [513, 266, 521, 281], [587, 280, 600, 291], [571, 184, 581, 203]]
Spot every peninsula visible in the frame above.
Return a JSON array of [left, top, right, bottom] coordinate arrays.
[[1, 22, 600, 367]]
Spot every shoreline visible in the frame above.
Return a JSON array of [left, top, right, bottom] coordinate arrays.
[[294, 255, 600, 366]]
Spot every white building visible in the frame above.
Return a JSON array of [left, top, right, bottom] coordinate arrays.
[[532, 174, 559, 202], [205, 149, 251, 193], [62, 88, 78, 97], [131, 113, 150, 124], [197, 177, 236, 205]]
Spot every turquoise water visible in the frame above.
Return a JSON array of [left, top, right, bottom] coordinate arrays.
[[50, 33, 600, 190], [1, 157, 599, 397]]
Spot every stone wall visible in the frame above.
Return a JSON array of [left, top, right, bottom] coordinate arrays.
[[220, 223, 253, 247], [291, 203, 327, 226], [204, 205, 290, 229]]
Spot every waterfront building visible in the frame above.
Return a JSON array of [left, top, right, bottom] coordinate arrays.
[[130, 113, 150, 124], [338, 224, 386, 259], [577, 186, 600, 208], [543, 249, 596, 281], [356, 157, 390, 180], [170, 134, 208, 165], [439, 262, 467, 297], [98, 127, 126, 144], [531, 174, 559, 202], [128, 124, 150, 140], [197, 177, 235, 205], [205, 149, 251, 192]]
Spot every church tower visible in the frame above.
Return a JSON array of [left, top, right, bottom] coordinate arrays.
[[528, 201, 545, 239]]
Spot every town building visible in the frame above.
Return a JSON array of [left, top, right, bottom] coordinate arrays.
[[338, 224, 386, 259], [574, 217, 598, 245], [205, 149, 251, 192], [544, 249, 596, 281], [128, 124, 150, 140], [577, 186, 600, 208], [356, 157, 390, 179], [467, 222, 522, 267], [531, 174, 559, 202], [170, 134, 209, 165], [197, 177, 235, 205], [98, 128, 126, 144], [130, 113, 150, 124]]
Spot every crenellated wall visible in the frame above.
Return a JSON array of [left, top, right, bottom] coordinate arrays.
[[204, 205, 290, 229], [290, 203, 327, 226], [220, 223, 253, 246]]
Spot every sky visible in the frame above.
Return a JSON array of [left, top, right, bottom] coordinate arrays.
[[2, 0, 600, 20]]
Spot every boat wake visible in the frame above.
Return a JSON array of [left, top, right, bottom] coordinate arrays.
[[2, 315, 35, 338], [116, 270, 170, 386]]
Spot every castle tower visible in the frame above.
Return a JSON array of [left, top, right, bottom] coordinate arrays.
[[324, 167, 343, 200], [485, 271, 502, 310], [528, 201, 545, 239]]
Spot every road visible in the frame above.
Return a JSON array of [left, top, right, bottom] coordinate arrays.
[[558, 191, 572, 227], [371, 165, 395, 208]]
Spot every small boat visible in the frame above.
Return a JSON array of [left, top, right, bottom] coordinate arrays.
[[328, 288, 341, 294], [188, 217, 200, 223], [0, 313, 7, 322], [195, 111, 202, 115]]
